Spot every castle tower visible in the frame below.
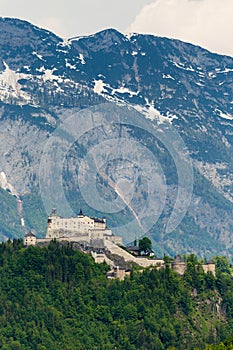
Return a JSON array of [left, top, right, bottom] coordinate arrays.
[[24, 231, 37, 246], [78, 209, 84, 217], [172, 255, 187, 275], [202, 260, 216, 276]]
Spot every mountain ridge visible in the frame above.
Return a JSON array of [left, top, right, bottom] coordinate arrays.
[[0, 18, 233, 257]]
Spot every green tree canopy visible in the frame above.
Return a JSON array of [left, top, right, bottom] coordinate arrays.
[[139, 237, 152, 255], [0, 240, 233, 350]]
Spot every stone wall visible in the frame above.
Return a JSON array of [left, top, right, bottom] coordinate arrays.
[[171, 262, 187, 275], [202, 263, 216, 276]]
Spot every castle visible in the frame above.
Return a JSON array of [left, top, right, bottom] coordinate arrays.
[[26, 208, 122, 246], [24, 210, 215, 278], [172, 255, 216, 276]]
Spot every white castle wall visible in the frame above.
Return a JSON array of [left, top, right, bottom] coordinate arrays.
[[45, 210, 122, 245], [46, 215, 104, 238]]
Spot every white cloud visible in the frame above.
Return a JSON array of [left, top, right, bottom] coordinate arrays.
[[127, 0, 233, 57], [0, 0, 153, 38]]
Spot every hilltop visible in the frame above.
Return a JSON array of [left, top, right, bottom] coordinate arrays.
[[1, 239, 233, 349]]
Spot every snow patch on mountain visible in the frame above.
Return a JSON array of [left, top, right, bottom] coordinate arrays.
[[32, 51, 44, 61], [112, 86, 139, 97], [219, 111, 233, 120], [59, 39, 71, 48], [162, 74, 175, 80], [93, 80, 177, 124], [195, 82, 204, 87], [215, 67, 233, 74], [172, 61, 195, 72], [94, 79, 106, 94], [215, 109, 233, 121], [79, 53, 86, 65], [65, 59, 76, 70], [36, 66, 66, 80], [41, 68, 63, 83], [0, 171, 19, 198], [208, 72, 217, 79], [124, 33, 139, 40], [134, 98, 178, 124], [0, 61, 87, 105], [0, 62, 31, 103], [93, 79, 139, 98]]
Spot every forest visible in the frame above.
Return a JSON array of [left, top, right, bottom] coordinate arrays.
[[1, 240, 233, 349]]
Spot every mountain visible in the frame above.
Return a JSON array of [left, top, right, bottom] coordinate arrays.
[[0, 17, 233, 257]]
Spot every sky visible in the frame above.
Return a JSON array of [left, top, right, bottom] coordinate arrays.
[[1, 0, 233, 57]]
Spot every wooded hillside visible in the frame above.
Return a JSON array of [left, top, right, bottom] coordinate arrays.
[[0, 240, 233, 349]]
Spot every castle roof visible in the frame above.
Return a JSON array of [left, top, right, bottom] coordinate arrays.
[[207, 259, 215, 265], [78, 209, 84, 217], [91, 217, 105, 224], [127, 246, 141, 252], [77, 210, 105, 223], [25, 231, 36, 238], [172, 255, 185, 264]]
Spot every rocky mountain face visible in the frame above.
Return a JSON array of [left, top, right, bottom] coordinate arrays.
[[0, 17, 233, 257]]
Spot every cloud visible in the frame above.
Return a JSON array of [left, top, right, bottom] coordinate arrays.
[[0, 0, 154, 38], [127, 0, 233, 57]]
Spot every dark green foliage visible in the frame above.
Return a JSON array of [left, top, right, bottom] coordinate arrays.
[[1, 242, 233, 349], [203, 338, 233, 349], [139, 236, 152, 255]]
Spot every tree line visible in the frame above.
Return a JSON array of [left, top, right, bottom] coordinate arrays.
[[0, 239, 233, 349]]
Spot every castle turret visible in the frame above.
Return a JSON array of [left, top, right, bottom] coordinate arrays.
[[24, 231, 37, 246], [51, 208, 57, 217], [78, 209, 84, 217], [202, 260, 216, 276], [172, 255, 187, 275]]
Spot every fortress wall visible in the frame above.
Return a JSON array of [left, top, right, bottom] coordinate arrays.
[[202, 264, 216, 276], [172, 263, 187, 275], [24, 236, 37, 246], [46, 215, 96, 237], [135, 257, 164, 268]]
